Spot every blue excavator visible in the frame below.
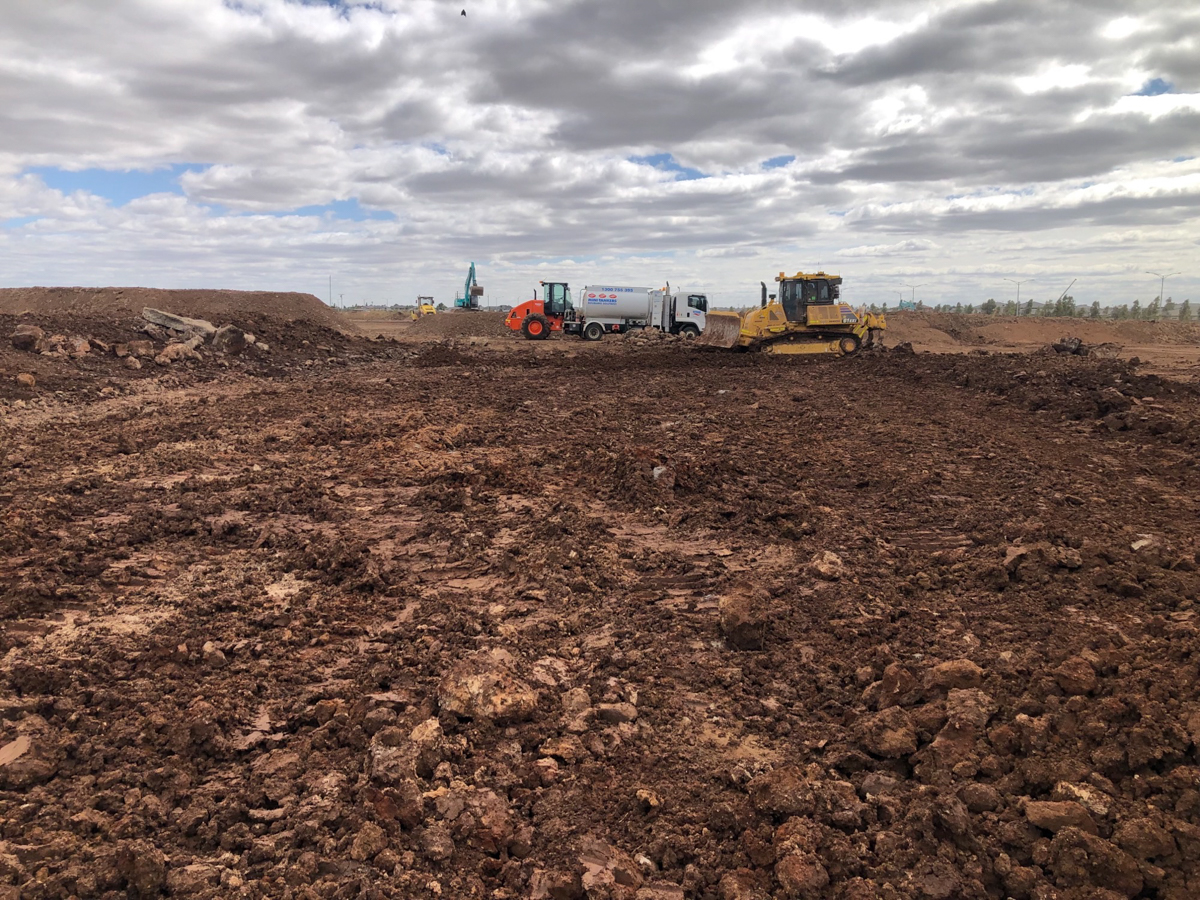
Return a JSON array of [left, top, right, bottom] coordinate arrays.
[[454, 262, 485, 310]]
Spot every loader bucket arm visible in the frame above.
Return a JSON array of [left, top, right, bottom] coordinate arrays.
[[696, 311, 744, 348]]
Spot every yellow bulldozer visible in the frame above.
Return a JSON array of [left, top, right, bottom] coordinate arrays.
[[699, 272, 885, 355]]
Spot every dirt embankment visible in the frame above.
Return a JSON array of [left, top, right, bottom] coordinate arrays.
[[3, 344, 1200, 899], [0, 287, 350, 333], [886, 311, 1200, 353]]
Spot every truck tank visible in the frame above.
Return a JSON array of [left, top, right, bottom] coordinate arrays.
[[578, 286, 654, 321]]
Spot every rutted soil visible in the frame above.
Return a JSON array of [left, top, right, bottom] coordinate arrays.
[[3, 344, 1200, 900]]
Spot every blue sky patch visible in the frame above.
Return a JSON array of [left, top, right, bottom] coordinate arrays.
[[763, 155, 795, 169], [629, 153, 706, 181], [281, 199, 396, 221], [1134, 78, 1173, 96], [2, 216, 38, 229], [28, 164, 204, 205]]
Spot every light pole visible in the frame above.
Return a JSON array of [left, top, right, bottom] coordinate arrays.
[[1146, 271, 1180, 308], [1005, 278, 1032, 314], [903, 283, 929, 307]]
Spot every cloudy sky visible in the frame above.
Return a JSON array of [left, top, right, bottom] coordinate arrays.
[[1, 0, 1198, 309]]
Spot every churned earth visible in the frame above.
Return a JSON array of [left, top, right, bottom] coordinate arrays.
[[2, 313, 1200, 900]]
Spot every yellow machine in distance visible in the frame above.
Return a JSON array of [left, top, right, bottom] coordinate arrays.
[[699, 272, 885, 355], [412, 296, 437, 320]]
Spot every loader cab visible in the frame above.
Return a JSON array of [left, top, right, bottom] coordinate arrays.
[[777, 274, 842, 323], [540, 282, 573, 318]]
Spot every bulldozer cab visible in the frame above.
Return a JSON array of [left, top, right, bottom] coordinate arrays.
[[778, 274, 841, 323], [541, 282, 573, 317]]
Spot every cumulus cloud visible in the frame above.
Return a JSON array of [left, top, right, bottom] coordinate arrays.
[[0, 0, 1196, 307]]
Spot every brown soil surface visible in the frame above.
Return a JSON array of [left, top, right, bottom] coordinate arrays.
[[3, 328, 1200, 899], [0, 288, 349, 333], [888, 312, 1200, 380]]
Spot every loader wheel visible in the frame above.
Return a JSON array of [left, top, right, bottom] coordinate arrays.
[[838, 334, 862, 356], [522, 314, 551, 340], [583, 322, 604, 342]]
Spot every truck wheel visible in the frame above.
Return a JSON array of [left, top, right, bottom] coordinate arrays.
[[679, 325, 700, 339], [582, 322, 604, 342], [522, 314, 551, 340]]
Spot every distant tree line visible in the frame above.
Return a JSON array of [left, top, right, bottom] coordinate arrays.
[[868, 296, 1192, 321]]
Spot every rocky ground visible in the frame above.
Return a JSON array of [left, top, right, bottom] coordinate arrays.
[[2, 326, 1200, 900]]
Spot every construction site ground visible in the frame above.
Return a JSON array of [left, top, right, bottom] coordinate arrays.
[[3, 294, 1200, 900]]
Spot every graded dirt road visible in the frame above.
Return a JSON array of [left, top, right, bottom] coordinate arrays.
[[3, 308, 1200, 899]]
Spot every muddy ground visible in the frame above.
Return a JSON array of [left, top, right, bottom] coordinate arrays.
[[3, 314, 1200, 900]]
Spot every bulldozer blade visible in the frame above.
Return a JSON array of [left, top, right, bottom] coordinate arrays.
[[696, 312, 743, 349]]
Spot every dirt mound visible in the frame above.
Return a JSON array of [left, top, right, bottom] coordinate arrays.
[[0, 287, 349, 332], [408, 310, 511, 339]]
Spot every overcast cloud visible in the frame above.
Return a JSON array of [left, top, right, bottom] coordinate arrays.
[[1, 0, 1197, 308]]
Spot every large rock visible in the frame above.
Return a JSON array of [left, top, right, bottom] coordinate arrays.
[[1113, 818, 1176, 860], [10, 324, 44, 352], [438, 650, 538, 724], [142, 307, 217, 337], [860, 707, 918, 758], [1054, 657, 1098, 695], [155, 336, 204, 366], [1025, 800, 1097, 834], [775, 853, 829, 899], [116, 841, 167, 898], [212, 324, 248, 355], [720, 585, 769, 650], [15, 373, 35, 389], [809, 551, 846, 581], [579, 838, 644, 893], [1049, 827, 1142, 898], [925, 659, 984, 692]]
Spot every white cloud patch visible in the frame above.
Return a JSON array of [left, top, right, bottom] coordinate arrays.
[[0, 0, 1197, 307]]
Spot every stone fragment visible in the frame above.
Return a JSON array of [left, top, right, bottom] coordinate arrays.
[[717, 869, 769, 900], [1113, 818, 1176, 860], [421, 824, 455, 862], [877, 663, 921, 708], [350, 823, 388, 861], [1026, 800, 1098, 835], [212, 324, 248, 355], [775, 853, 829, 899], [860, 707, 918, 758], [202, 641, 227, 668], [636, 884, 685, 900], [437, 650, 538, 724], [155, 340, 202, 365], [67, 337, 90, 357], [809, 551, 846, 581], [719, 585, 769, 651], [1054, 657, 1097, 695], [166, 864, 221, 894], [116, 841, 167, 898], [126, 339, 155, 357], [142, 307, 217, 336], [123, 356, 142, 370], [14, 373, 35, 389], [11, 324, 44, 352], [1049, 827, 1142, 898], [596, 702, 638, 725], [579, 838, 644, 893], [925, 659, 984, 692], [1052, 781, 1112, 817], [959, 782, 1003, 813]]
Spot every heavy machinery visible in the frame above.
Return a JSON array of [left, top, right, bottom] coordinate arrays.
[[505, 281, 572, 339], [504, 281, 710, 341], [698, 272, 885, 355], [414, 296, 437, 317], [454, 263, 485, 310]]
